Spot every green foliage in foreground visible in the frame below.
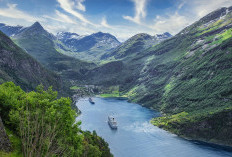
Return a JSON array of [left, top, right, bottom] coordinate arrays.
[[0, 82, 112, 157], [82, 131, 113, 157], [0, 128, 23, 157]]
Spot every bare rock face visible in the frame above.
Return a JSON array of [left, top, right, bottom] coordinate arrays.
[[0, 116, 12, 152]]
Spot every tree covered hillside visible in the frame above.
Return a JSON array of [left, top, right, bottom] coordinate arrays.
[[0, 82, 112, 157]]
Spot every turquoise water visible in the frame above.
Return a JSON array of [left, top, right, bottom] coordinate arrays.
[[76, 97, 232, 157]]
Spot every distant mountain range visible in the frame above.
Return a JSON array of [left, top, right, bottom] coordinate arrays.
[[0, 21, 96, 84], [0, 23, 121, 61], [56, 31, 120, 51], [55, 31, 121, 61], [0, 22, 172, 62], [0, 23, 25, 36]]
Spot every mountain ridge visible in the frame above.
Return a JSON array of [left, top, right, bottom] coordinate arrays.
[[0, 30, 63, 91], [6, 22, 96, 84], [101, 32, 172, 60], [55, 31, 121, 61]]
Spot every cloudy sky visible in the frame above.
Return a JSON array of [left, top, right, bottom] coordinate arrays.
[[0, 0, 232, 41]]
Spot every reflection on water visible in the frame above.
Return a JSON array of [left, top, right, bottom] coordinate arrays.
[[76, 98, 232, 157]]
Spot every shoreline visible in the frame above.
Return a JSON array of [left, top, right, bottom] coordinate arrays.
[[96, 95, 128, 100], [151, 121, 232, 149], [180, 133, 232, 149], [74, 96, 232, 149]]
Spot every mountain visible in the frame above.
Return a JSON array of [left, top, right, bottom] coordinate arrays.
[[55, 31, 121, 61], [156, 32, 172, 39], [0, 23, 25, 36], [11, 22, 95, 83], [56, 32, 85, 42], [14, 22, 55, 40], [101, 32, 172, 60], [84, 6, 232, 146], [0, 23, 121, 62], [148, 6, 232, 146], [0, 22, 120, 62], [0, 30, 62, 91], [1, 6, 231, 146]]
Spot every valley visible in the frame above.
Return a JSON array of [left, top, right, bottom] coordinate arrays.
[[0, 2, 232, 157]]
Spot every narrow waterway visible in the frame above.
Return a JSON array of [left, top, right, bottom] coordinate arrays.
[[76, 97, 232, 157]]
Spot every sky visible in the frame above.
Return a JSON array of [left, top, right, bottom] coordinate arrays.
[[0, 0, 232, 41]]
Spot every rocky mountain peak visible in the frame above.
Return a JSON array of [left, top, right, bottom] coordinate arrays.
[[0, 23, 5, 27], [29, 22, 45, 32], [56, 32, 80, 41], [93, 31, 104, 36], [92, 32, 118, 40], [14, 22, 56, 40], [163, 32, 172, 37], [0, 23, 25, 36], [155, 32, 172, 39]]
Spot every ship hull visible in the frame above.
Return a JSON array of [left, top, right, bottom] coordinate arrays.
[[108, 121, 117, 129]]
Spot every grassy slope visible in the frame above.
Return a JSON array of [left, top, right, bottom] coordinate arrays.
[[145, 7, 232, 145], [124, 7, 232, 109]]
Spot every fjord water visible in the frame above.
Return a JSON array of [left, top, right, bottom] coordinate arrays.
[[76, 98, 232, 157]]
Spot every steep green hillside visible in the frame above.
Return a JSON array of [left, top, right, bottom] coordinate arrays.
[[134, 6, 232, 110], [85, 6, 232, 146], [0, 30, 62, 91], [13, 22, 96, 82], [148, 7, 232, 145], [132, 7, 232, 145]]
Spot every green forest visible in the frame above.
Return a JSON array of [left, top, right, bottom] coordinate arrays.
[[0, 82, 112, 157]]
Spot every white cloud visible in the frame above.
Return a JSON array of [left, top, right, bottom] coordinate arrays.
[[123, 0, 148, 24], [190, 0, 232, 18], [55, 10, 77, 24], [0, 2, 96, 36], [56, 0, 93, 25], [44, 22, 95, 35], [149, 0, 232, 35], [178, 1, 186, 10], [0, 3, 41, 22], [151, 12, 192, 35], [101, 17, 111, 28], [76, 0, 86, 12], [43, 10, 77, 24]]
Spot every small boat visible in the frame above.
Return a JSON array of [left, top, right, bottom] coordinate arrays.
[[89, 98, 95, 104], [108, 116, 117, 129]]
